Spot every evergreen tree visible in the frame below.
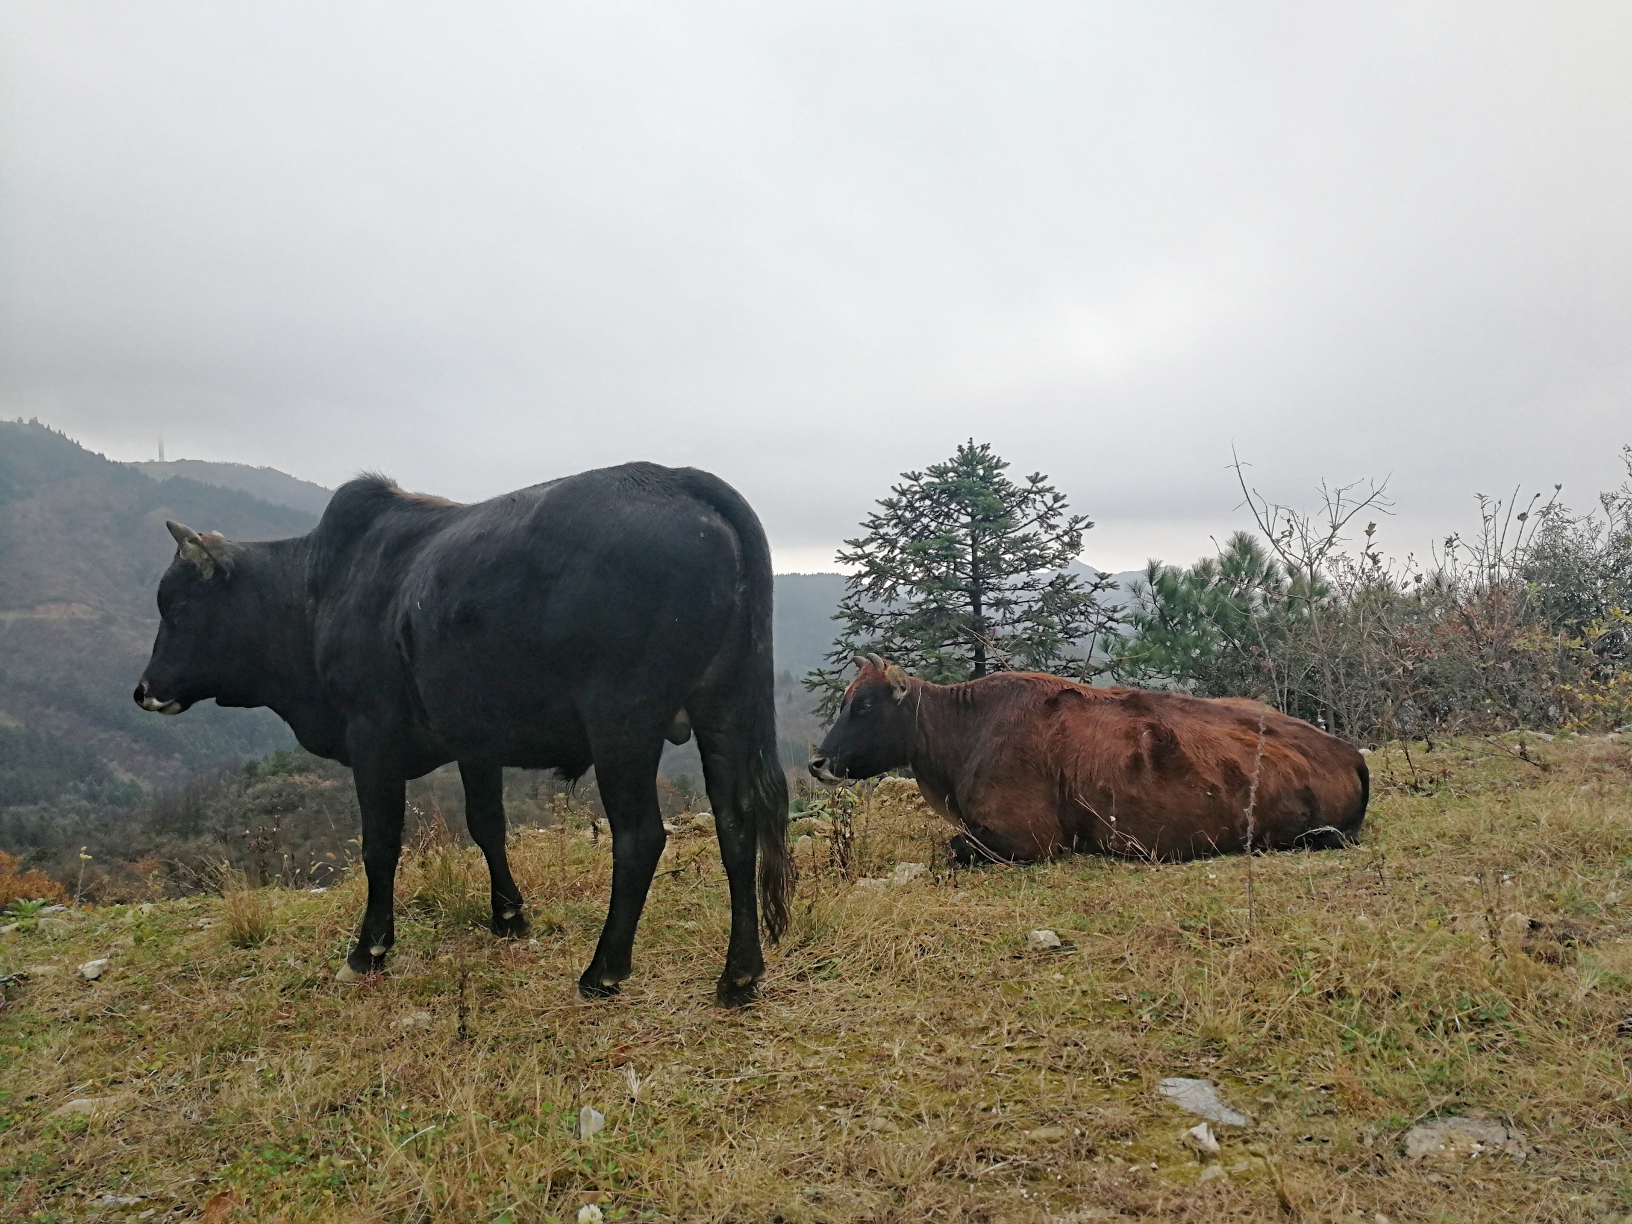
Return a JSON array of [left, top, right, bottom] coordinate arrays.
[[806, 441, 1116, 712]]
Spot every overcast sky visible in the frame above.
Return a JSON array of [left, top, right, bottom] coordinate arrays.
[[2, 4, 1628, 572]]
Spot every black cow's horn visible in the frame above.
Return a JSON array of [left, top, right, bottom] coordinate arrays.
[[166, 520, 201, 547]]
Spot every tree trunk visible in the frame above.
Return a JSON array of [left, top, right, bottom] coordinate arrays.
[[970, 529, 986, 677]]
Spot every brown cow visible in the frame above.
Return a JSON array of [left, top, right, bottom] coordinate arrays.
[[809, 657, 1367, 863]]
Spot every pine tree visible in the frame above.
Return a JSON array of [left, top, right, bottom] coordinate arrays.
[[806, 440, 1117, 712]]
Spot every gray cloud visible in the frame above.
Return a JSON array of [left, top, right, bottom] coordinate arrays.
[[2, 2, 1628, 571]]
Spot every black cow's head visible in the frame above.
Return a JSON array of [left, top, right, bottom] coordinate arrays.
[[809, 654, 916, 784], [133, 521, 241, 715]]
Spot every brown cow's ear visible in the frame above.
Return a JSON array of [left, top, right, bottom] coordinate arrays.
[[883, 663, 909, 701], [165, 520, 223, 580]]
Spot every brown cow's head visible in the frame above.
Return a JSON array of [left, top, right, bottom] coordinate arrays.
[[133, 521, 241, 715], [809, 654, 915, 784]]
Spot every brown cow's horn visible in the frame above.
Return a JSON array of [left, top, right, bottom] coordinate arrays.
[[852, 654, 869, 671], [867, 653, 884, 669]]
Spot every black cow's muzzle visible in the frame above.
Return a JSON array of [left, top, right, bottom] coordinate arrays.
[[133, 681, 184, 716], [808, 754, 844, 785]]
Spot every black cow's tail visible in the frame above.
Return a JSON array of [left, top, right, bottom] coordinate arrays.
[[678, 469, 794, 942]]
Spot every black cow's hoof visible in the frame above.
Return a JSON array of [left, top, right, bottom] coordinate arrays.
[[491, 908, 530, 939], [338, 947, 386, 982], [715, 973, 760, 1008], [577, 972, 621, 1000]]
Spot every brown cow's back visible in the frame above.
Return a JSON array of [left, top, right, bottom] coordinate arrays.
[[907, 674, 1367, 862]]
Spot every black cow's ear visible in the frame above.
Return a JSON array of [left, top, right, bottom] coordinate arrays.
[[883, 663, 909, 701]]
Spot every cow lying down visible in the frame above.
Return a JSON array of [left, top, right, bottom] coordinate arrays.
[[809, 657, 1368, 864]]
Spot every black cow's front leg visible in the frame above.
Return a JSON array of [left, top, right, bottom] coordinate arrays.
[[337, 738, 407, 981], [577, 737, 666, 999], [459, 762, 528, 938]]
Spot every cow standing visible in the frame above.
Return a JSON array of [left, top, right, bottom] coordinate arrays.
[[810, 657, 1367, 862], [135, 464, 791, 1005]]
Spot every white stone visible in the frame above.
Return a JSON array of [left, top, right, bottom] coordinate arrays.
[[390, 1010, 432, 1031], [1158, 1078, 1252, 1127], [579, 1105, 605, 1139], [577, 1207, 605, 1224], [890, 862, 928, 883], [38, 904, 66, 915], [690, 812, 715, 832], [137, 903, 156, 914], [0, 923, 18, 936], [1026, 929, 1063, 952], [77, 958, 110, 981], [1186, 1120, 1222, 1156], [50, 1093, 133, 1119]]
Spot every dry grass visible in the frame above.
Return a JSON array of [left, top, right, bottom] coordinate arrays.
[[218, 868, 276, 950], [3, 736, 1632, 1223]]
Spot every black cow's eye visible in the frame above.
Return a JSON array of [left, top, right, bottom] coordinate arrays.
[[859, 696, 873, 712]]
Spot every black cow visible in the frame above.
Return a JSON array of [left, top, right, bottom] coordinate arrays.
[[135, 464, 791, 1005]]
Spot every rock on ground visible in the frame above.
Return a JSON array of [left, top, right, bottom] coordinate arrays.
[[1027, 929, 1063, 952], [1158, 1078, 1252, 1127], [77, 959, 110, 981], [1402, 1114, 1529, 1163], [1185, 1120, 1222, 1156]]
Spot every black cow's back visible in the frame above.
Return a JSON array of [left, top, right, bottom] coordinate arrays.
[[307, 465, 756, 776]]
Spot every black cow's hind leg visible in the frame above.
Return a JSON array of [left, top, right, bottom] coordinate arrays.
[[339, 739, 406, 981], [460, 762, 528, 938], [695, 722, 764, 1007], [578, 728, 666, 999]]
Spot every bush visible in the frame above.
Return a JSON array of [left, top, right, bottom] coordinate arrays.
[[0, 849, 69, 909], [1107, 450, 1632, 742]]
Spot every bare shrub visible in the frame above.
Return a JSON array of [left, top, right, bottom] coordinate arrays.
[[1109, 448, 1632, 742]]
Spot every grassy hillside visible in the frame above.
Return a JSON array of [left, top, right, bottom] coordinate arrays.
[[3, 734, 1628, 1222]]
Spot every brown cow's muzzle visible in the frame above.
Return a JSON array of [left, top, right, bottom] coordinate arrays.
[[133, 680, 184, 716], [808, 754, 843, 785]]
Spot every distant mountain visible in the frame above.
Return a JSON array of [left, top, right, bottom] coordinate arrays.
[[127, 459, 332, 516], [1065, 559, 1146, 610], [771, 573, 850, 677], [0, 421, 314, 806]]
